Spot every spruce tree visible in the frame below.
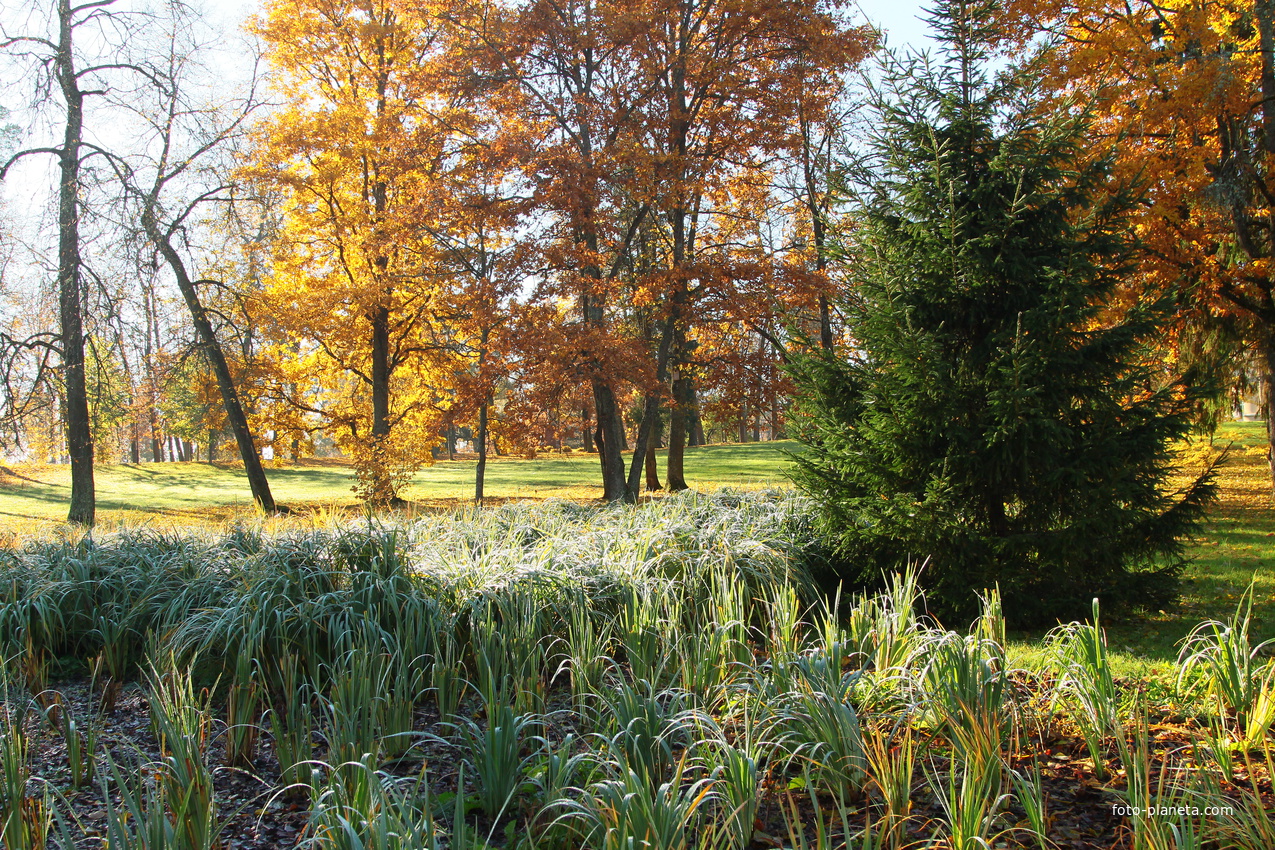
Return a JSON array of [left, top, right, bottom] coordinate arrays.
[[790, 0, 1216, 627]]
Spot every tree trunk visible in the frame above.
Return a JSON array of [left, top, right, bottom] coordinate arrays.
[[145, 224, 278, 512], [627, 318, 675, 495], [208, 430, 216, 463], [582, 407, 594, 452], [644, 421, 661, 492], [476, 394, 489, 505], [368, 301, 393, 501], [690, 390, 704, 447], [593, 375, 630, 501], [819, 296, 834, 350], [1258, 0, 1275, 499], [55, 0, 93, 525], [1264, 333, 1275, 496], [666, 370, 693, 491], [150, 414, 162, 462], [582, 288, 631, 501]]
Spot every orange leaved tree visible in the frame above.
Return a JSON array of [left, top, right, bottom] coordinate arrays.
[[1003, 0, 1275, 494], [248, 0, 455, 503]]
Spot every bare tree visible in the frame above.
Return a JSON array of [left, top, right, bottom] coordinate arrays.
[[1, 0, 152, 524], [110, 3, 278, 512]]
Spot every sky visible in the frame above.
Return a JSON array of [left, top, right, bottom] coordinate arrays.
[[1, 0, 937, 216], [218, 0, 939, 53], [854, 0, 935, 52]]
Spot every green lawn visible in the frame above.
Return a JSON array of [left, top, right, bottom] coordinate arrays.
[[0, 441, 796, 530], [1012, 420, 1275, 675]]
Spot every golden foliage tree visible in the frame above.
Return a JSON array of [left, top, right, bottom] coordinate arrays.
[[1001, 0, 1275, 493], [249, 0, 457, 502]]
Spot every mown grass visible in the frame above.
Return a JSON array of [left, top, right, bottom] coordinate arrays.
[[0, 441, 794, 533], [1006, 421, 1275, 678]]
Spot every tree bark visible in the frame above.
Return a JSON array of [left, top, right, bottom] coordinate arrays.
[[150, 416, 162, 462], [644, 425, 660, 492], [1258, 0, 1275, 498], [55, 0, 94, 525], [1264, 333, 1275, 495], [145, 223, 277, 512], [666, 368, 693, 491], [368, 300, 394, 501], [581, 289, 631, 501], [476, 394, 489, 505], [627, 318, 674, 495]]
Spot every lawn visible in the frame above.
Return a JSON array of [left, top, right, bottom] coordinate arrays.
[[1051, 421, 1275, 675], [0, 441, 794, 532]]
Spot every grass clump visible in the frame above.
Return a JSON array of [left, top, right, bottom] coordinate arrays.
[[0, 488, 1269, 848]]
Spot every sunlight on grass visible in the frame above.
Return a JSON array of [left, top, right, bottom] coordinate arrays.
[[0, 441, 797, 534]]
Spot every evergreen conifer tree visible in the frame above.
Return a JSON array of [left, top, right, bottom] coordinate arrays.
[[789, 0, 1217, 627]]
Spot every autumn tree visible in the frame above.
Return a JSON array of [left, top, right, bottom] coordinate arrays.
[[250, 0, 454, 503], [449, 0, 656, 501], [624, 0, 870, 492], [411, 140, 532, 503], [997, 0, 1275, 496], [2, 0, 128, 523], [114, 4, 278, 509]]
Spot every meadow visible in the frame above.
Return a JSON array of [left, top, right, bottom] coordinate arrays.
[[0, 426, 1271, 848], [0, 442, 793, 532]]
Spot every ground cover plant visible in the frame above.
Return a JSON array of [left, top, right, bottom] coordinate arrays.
[[0, 490, 1270, 849]]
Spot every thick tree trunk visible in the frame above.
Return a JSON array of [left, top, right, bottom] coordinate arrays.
[[150, 414, 162, 462], [1258, 1, 1275, 499], [55, 0, 93, 525], [666, 370, 693, 491], [593, 379, 629, 500], [819, 296, 834, 350], [582, 407, 594, 452], [580, 286, 630, 501], [146, 224, 277, 512], [627, 319, 675, 495], [644, 429, 660, 492]]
